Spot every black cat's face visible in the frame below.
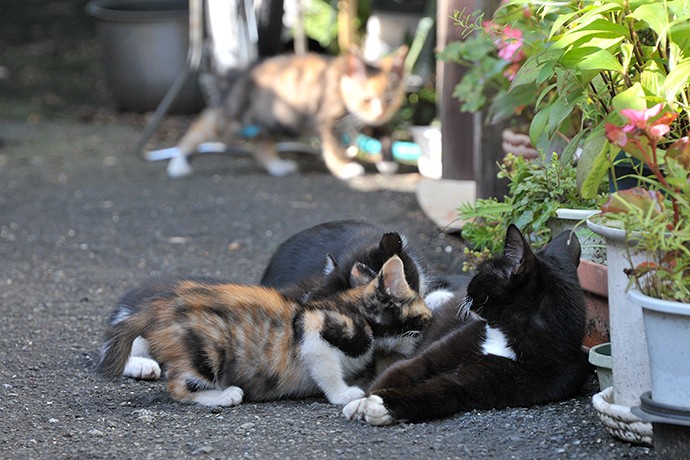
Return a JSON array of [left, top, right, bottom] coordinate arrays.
[[464, 225, 581, 327]]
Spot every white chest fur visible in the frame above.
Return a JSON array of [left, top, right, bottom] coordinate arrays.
[[482, 325, 517, 360]]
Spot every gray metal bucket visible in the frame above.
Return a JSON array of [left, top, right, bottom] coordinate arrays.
[[86, 0, 204, 113]]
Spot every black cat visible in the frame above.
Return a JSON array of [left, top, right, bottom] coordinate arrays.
[[260, 220, 438, 300], [343, 224, 591, 425]]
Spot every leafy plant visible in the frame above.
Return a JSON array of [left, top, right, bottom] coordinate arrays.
[[509, 0, 690, 197], [439, 2, 568, 127], [459, 152, 600, 270], [597, 103, 690, 302]]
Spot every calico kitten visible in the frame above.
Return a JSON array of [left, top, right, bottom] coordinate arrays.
[[260, 220, 443, 361], [121, 221, 434, 383], [343, 225, 591, 425], [166, 47, 408, 180], [98, 255, 432, 407]]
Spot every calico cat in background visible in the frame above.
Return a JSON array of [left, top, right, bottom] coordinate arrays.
[[98, 255, 432, 407], [166, 47, 408, 180], [344, 225, 591, 425]]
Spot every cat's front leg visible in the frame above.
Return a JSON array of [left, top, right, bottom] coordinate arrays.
[[343, 395, 394, 426], [300, 331, 365, 405], [319, 127, 365, 180]]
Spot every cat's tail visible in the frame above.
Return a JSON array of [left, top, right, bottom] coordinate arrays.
[[97, 303, 154, 378]]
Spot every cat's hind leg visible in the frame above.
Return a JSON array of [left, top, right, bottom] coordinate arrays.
[[167, 108, 223, 178], [252, 139, 298, 177], [167, 371, 244, 407], [123, 336, 161, 380]]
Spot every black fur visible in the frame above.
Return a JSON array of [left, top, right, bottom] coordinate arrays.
[[260, 220, 434, 298], [357, 225, 591, 423]]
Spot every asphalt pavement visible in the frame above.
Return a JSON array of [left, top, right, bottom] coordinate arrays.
[[0, 118, 655, 458]]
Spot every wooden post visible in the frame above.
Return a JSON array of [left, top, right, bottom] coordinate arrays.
[[437, 0, 477, 182], [338, 0, 357, 51]]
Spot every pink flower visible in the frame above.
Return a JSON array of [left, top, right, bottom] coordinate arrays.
[[618, 103, 678, 142], [496, 26, 525, 63], [605, 123, 629, 147]]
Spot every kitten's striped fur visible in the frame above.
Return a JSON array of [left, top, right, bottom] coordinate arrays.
[[98, 255, 431, 407]]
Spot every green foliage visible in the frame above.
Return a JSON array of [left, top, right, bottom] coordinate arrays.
[[511, 0, 690, 198], [459, 153, 600, 270]]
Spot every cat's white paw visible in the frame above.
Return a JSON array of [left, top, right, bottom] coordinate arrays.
[[375, 161, 399, 175], [266, 159, 298, 177], [343, 395, 394, 426], [329, 386, 366, 405], [193, 386, 244, 407], [123, 356, 161, 380], [335, 162, 365, 180], [167, 155, 193, 178]]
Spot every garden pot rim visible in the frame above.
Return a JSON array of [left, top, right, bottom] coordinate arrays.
[[86, 0, 189, 23], [632, 391, 690, 427], [588, 342, 612, 368], [628, 288, 690, 316], [555, 208, 600, 221]]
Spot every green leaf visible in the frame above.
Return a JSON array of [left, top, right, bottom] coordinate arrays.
[[611, 82, 647, 113], [629, 3, 671, 49], [559, 129, 588, 166], [510, 55, 541, 89], [662, 61, 690, 103], [529, 105, 552, 147], [561, 47, 625, 74], [576, 130, 610, 199], [553, 19, 628, 50]]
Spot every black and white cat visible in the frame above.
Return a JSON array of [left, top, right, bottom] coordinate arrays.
[[343, 224, 591, 425]]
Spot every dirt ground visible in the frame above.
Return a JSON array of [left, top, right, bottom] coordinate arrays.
[[0, 2, 656, 459]]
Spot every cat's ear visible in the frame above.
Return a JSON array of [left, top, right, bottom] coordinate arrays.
[[378, 232, 403, 257], [378, 255, 412, 299], [350, 262, 377, 287], [345, 49, 367, 80], [390, 45, 409, 75], [323, 253, 338, 276], [503, 224, 536, 276], [547, 230, 581, 267]]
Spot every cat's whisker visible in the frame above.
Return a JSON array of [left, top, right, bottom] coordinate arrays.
[[455, 295, 473, 321]]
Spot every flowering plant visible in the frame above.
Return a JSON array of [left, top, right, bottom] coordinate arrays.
[[598, 103, 690, 302], [439, 1, 563, 126], [508, 0, 690, 196]]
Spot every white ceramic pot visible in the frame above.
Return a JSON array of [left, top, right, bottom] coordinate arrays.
[[587, 219, 651, 408], [629, 289, 690, 407]]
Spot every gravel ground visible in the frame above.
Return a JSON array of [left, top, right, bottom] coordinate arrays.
[[0, 118, 655, 459], [0, 3, 657, 455]]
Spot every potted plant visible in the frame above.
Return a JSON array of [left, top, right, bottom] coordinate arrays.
[[597, 103, 690, 456], [504, 0, 689, 446], [439, 1, 575, 158]]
